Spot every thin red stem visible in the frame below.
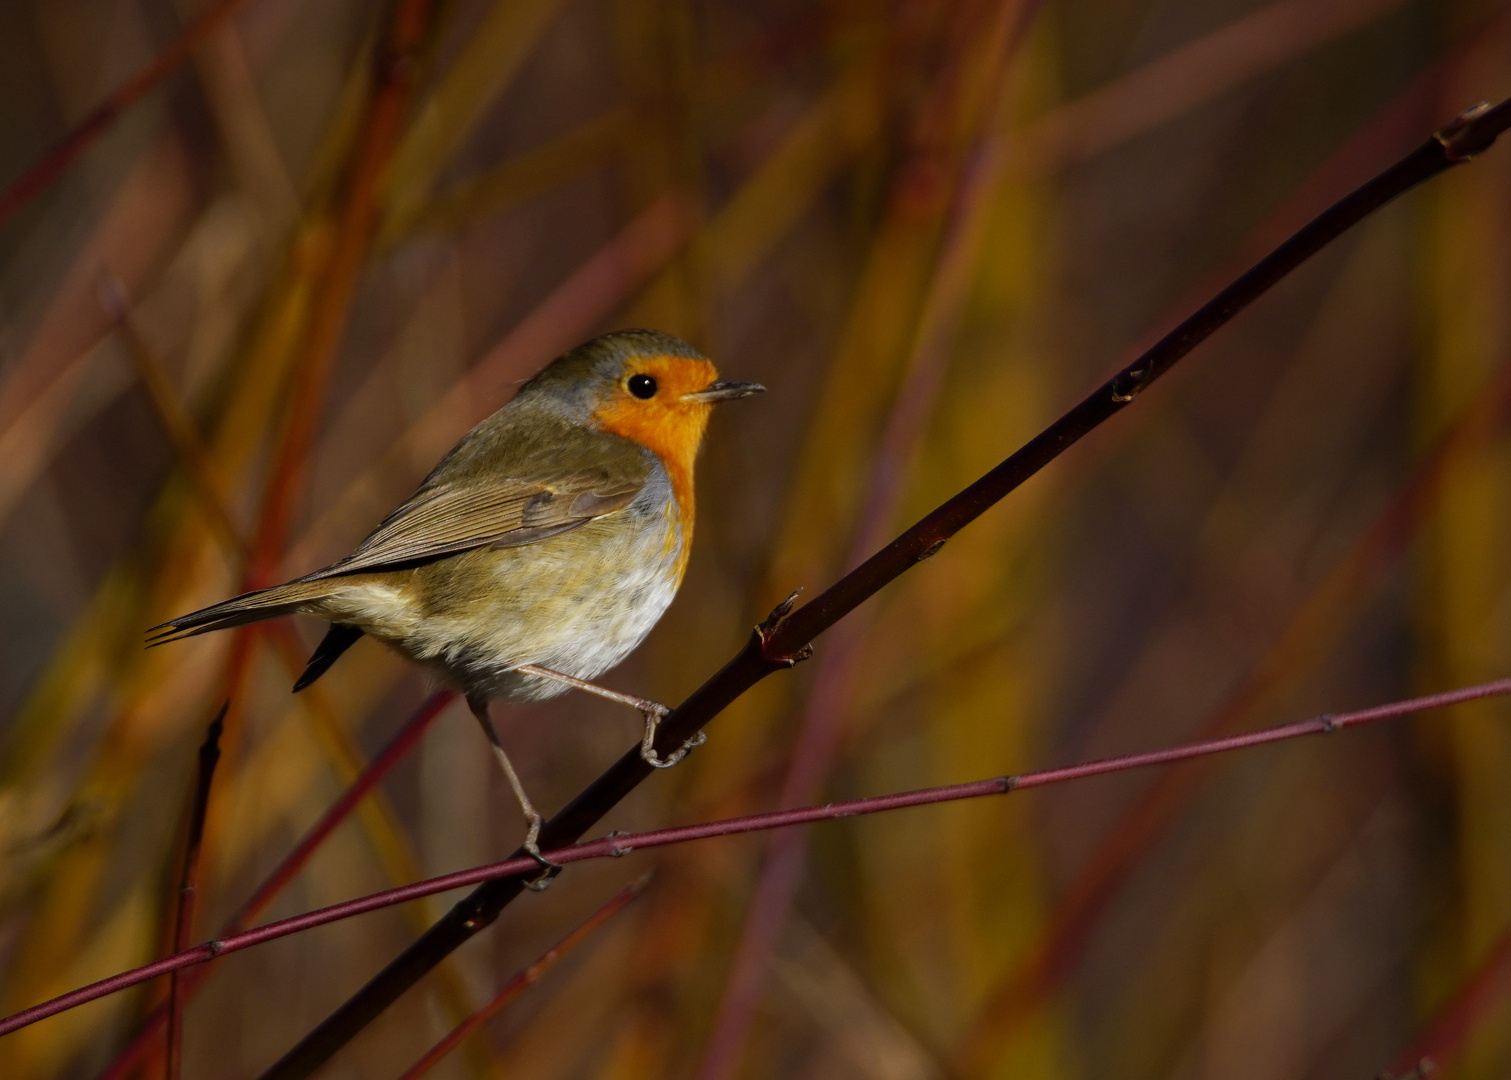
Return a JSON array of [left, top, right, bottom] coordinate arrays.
[[394, 874, 652, 1080], [165, 706, 224, 1080], [5, 675, 1508, 1042]]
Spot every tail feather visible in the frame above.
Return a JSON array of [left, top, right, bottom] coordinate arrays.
[[293, 624, 364, 691], [148, 581, 331, 646]]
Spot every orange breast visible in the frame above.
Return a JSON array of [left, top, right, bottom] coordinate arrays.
[[591, 355, 718, 572]]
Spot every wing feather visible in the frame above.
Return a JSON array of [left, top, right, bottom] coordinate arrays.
[[294, 471, 643, 581]]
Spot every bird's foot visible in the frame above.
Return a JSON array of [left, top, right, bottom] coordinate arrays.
[[521, 811, 562, 891], [639, 702, 705, 769], [513, 664, 704, 767]]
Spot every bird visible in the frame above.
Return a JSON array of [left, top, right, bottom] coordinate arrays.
[[150, 329, 764, 860]]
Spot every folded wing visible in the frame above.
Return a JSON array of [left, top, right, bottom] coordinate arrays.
[[147, 469, 645, 645]]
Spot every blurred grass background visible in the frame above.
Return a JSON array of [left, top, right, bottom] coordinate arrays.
[[0, 0, 1508, 1077]]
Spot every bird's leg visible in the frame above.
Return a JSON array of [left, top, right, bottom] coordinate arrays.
[[515, 664, 705, 768], [467, 696, 559, 888]]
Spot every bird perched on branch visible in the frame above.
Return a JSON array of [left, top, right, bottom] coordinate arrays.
[[151, 329, 764, 860]]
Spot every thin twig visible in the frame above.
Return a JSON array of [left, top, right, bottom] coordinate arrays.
[[0, 0, 257, 227], [248, 96, 1511, 1080], [165, 705, 225, 1080], [394, 873, 652, 1080], [5, 674, 1510, 1041]]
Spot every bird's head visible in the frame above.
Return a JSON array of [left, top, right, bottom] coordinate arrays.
[[519, 329, 764, 471]]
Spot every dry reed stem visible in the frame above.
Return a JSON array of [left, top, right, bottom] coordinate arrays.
[[6, 675, 1510, 1041], [397, 107, 633, 242], [1004, 0, 1407, 179], [101, 278, 247, 561], [379, 0, 570, 240], [0, 135, 197, 536]]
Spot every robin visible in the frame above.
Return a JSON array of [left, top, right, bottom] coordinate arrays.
[[151, 329, 764, 859]]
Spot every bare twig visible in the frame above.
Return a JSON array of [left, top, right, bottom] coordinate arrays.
[[5, 675, 1510, 1042], [245, 96, 1511, 1080], [394, 874, 652, 1080], [165, 705, 225, 1080]]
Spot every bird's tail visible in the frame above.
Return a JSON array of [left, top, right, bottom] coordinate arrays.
[[147, 580, 332, 646]]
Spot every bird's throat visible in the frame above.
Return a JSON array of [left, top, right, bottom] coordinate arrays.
[[592, 397, 709, 540]]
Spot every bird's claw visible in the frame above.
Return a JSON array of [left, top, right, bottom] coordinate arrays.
[[522, 814, 562, 891], [639, 703, 704, 768]]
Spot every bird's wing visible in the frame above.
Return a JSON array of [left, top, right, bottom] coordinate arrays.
[[297, 470, 645, 581]]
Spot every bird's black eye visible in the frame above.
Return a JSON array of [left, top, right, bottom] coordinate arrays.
[[627, 373, 658, 399]]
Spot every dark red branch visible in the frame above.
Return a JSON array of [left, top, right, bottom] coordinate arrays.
[[4, 675, 1509, 1043], [165, 705, 225, 1080], [248, 95, 1511, 1080]]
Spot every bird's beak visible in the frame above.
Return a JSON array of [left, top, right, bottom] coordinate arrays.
[[682, 380, 766, 403]]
